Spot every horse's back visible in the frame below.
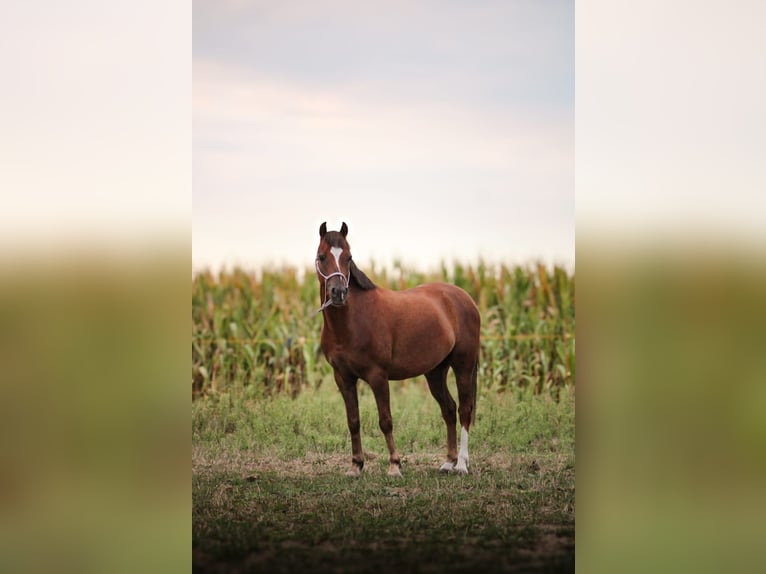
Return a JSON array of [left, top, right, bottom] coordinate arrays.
[[415, 282, 478, 322], [394, 282, 480, 347]]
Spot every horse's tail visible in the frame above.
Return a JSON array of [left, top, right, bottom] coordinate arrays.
[[471, 360, 478, 426]]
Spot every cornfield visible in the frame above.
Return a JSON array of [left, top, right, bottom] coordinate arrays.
[[192, 262, 575, 399]]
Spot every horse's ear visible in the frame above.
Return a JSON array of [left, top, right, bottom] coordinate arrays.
[[319, 222, 327, 237], [340, 222, 348, 237], [349, 260, 376, 290]]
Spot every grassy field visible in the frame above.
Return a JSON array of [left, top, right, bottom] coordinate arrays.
[[193, 383, 575, 573], [192, 262, 575, 572]]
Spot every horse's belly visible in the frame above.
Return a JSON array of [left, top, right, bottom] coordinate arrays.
[[387, 335, 453, 380]]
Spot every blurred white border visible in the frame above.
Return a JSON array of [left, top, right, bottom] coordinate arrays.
[[576, 0, 766, 244], [0, 1, 190, 248]]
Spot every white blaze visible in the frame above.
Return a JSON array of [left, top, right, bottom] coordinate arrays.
[[330, 246, 343, 271]]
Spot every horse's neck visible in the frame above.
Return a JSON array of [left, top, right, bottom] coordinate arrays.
[[321, 290, 366, 341], [322, 304, 353, 340]]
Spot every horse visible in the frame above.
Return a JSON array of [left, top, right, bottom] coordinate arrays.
[[315, 222, 481, 477]]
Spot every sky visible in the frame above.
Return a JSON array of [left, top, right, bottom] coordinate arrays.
[[193, 0, 574, 272], [0, 1, 190, 251]]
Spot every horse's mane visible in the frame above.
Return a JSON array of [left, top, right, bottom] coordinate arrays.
[[349, 260, 376, 290]]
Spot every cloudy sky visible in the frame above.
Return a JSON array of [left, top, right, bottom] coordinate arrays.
[[193, 0, 573, 272]]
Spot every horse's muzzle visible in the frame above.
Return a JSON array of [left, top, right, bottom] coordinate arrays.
[[330, 285, 348, 306]]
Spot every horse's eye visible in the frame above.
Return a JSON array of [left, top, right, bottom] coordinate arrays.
[[317, 253, 326, 262]]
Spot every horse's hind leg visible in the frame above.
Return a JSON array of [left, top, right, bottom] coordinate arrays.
[[425, 361, 458, 472], [453, 358, 478, 475]]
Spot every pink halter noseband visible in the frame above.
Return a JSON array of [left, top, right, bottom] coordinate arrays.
[[316, 258, 350, 313]]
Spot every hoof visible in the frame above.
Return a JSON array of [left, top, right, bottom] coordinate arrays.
[[455, 453, 469, 475], [387, 464, 403, 478], [346, 466, 362, 478], [439, 461, 455, 473]]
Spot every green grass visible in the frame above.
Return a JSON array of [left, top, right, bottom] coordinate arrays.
[[193, 382, 575, 573]]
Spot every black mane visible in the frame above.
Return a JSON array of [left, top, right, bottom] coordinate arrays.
[[349, 260, 376, 290]]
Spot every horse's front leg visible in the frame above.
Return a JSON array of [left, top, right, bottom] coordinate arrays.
[[333, 371, 364, 477], [368, 374, 402, 477]]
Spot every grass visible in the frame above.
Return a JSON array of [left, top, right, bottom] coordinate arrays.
[[193, 382, 575, 573]]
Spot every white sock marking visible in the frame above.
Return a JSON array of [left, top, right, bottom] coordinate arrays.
[[456, 427, 469, 473]]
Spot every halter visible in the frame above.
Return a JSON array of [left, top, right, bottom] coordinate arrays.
[[316, 258, 350, 313]]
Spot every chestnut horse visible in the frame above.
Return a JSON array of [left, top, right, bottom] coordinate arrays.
[[315, 222, 480, 476]]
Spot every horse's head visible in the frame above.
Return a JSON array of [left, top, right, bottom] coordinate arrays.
[[316, 222, 352, 309], [315, 222, 377, 313]]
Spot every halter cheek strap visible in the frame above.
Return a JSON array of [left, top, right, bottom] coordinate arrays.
[[316, 259, 350, 313]]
